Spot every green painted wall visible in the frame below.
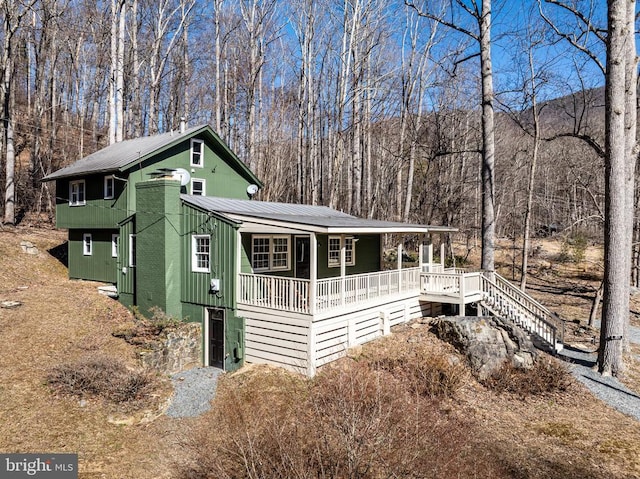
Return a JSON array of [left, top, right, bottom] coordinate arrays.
[[68, 229, 118, 283], [135, 180, 182, 318], [181, 203, 240, 308], [239, 233, 381, 279], [56, 175, 128, 229], [124, 137, 255, 213]]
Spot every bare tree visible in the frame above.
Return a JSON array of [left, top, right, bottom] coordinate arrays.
[[407, 0, 497, 270]]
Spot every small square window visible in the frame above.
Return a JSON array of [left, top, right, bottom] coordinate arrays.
[[70, 180, 86, 206], [83, 233, 92, 256], [104, 176, 115, 199], [192, 235, 211, 272], [191, 178, 205, 196], [191, 139, 204, 167]]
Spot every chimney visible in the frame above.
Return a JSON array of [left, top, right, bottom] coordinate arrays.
[[179, 117, 186, 134]]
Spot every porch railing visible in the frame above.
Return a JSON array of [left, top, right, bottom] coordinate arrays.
[[315, 267, 420, 314], [238, 273, 310, 313], [238, 268, 421, 315]]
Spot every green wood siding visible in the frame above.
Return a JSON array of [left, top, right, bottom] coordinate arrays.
[[124, 137, 255, 213], [181, 203, 239, 308], [68, 229, 118, 283], [56, 175, 128, 229]]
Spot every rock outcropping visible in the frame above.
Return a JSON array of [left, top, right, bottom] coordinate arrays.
[[431, 316, 537, 380]]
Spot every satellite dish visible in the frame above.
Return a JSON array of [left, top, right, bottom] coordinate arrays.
[[172, 168, 191, 186], [247, 184, 259, 196]]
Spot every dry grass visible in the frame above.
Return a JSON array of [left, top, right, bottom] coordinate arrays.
[[0, 227, 182, 478]]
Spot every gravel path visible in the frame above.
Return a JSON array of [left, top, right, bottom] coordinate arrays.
[[559, 321, 640, 421], [165, 367, 223, 418]]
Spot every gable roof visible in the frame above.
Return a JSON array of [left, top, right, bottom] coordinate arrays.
[[42, 124, 262, 187], [182, 195, 456, 234]]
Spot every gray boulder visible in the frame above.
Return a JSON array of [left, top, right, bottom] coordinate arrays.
[[431, 316, 537, 380]]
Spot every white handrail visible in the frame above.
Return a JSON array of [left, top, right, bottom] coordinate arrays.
[[481, 272, 563, 348], [239, 268, 422, 314]]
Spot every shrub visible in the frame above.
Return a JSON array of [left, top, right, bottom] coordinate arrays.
[[180, 362, 504, 479], [558, 231, 589, 263], [368, 343, 469, 398], [47, 356, 153, 405], [482, 357, 572, 397], [114, 306, 183, 346]]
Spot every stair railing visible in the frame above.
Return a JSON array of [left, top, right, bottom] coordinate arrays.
[[481, 272, 564, 351]]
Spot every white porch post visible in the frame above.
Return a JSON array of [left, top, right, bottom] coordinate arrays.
[[427, 241, 433, 272], [440, 241, 445, 269], [397, 242, 402, 291], [459, 274, 466, 316], [419, 242, 424, 272], [310, 233, 317, 315], [235, 229, 242, 303], [340, 234, 346, 306]]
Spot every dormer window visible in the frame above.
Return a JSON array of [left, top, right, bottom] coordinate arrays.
[[69, 180, 86, 206], [104, 175, 115, 199], [190, 139, 204, 167]]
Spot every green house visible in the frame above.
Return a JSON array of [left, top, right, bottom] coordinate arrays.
[[44, 125, 563, 376]]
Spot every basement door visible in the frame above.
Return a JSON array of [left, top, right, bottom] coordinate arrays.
[[207, 308, 225, 370]]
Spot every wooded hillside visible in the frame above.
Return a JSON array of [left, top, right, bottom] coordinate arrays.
[[0, 0, 608, 242]]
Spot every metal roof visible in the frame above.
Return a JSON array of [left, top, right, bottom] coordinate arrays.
[[181, 195, 456, 234], [42, 125, 262, 187], [43, 125, 207, 181]]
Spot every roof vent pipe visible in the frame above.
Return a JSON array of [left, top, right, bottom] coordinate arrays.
[[179, 117, 186, 134]]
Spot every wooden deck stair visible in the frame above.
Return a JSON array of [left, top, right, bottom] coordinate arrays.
[[479, 272, 564, 353]]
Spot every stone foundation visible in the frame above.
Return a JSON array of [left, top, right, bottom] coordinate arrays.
[[139, 322, 202, 375]]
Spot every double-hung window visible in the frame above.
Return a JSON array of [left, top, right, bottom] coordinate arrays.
[[328, 236, 355, 267], [191, 178, 205, 196], [83, 233, 92, 256], [251, 235, 290, 272], [190, 139, 204, 167], [192, 235, 211, 272], [69, 180, 86, 206], [104, 175, 115, 199]]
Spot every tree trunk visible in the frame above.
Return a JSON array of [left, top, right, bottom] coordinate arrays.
[[479, 0, 495, 271], [598, 0, 634, 376], [520, 43, 541, 291]]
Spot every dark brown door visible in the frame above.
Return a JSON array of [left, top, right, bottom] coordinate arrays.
[[208, 308, 225, 369]]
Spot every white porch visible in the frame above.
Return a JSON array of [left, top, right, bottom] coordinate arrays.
[[237, 265, 564, 376]]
